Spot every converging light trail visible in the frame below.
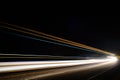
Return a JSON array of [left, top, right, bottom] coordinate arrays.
[[0, 56, 118, 73], [0, 23, 119, 80], [0, 22, 116, 56], [0, 56, 118, 80]]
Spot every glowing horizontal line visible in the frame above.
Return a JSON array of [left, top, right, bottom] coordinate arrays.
[[0, 56, 118, 73]]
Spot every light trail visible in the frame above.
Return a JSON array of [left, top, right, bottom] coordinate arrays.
[[0, 56, 118, 73], [0, 56, 118, 80], [0, 23, 119, 80], [0, 53, 81, 60], [27, 58, 118, 80], [0, 22, 116, 56]]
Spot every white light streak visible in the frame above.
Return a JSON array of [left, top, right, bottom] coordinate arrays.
[[0, 56, 118, 73]]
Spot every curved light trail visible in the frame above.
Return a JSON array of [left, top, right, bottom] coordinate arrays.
[[0, 23, 119, 80], [0, 56, 118, 80]]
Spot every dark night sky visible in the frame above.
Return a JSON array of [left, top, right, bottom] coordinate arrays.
[[1, 16, 120, 56]]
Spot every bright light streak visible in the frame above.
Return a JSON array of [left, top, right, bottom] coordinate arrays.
[[106, 56, 118, 62], [0, 56, 118, 73], [0, 56, 118, 80], [28, 59, 117, 80], [0, 59, 114, 66], [25, 56, 119, 80]]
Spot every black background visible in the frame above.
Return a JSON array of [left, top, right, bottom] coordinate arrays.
[[1, 16, 120, 55]]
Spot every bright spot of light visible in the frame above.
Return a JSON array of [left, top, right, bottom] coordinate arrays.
[[106, 55, 118, 62]]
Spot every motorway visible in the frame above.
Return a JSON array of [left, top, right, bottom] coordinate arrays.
[[0, 56, 118, 80]]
